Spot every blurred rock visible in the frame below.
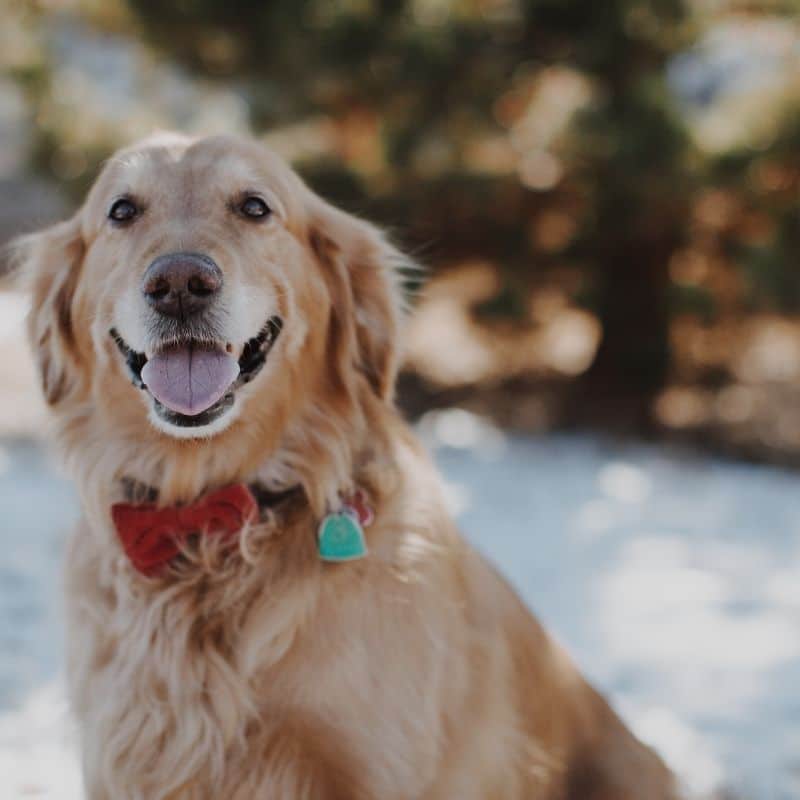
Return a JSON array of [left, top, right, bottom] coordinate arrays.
[[0, 177, 70, 269], [0, 292, 48, 437]]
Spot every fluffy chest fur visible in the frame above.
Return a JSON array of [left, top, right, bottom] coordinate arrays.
[[64, 503, 470, 800]]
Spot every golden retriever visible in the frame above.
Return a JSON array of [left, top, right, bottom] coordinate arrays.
[[12, 133, 677, 799]]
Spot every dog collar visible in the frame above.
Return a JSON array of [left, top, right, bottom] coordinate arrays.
[[112, 482, 372, 576]]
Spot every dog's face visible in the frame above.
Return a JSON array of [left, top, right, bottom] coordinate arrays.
[[16, 134, 403, 483], [86, 134, 309, 438]]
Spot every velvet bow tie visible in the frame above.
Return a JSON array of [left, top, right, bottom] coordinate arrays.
[[111, 484, 259, 576]]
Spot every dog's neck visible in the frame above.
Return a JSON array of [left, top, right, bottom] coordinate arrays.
[[60, 370, 401, 551]]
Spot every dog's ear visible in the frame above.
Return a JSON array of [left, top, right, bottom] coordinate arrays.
[[308, 200, 408, 402], [10, 215, 86, 405]]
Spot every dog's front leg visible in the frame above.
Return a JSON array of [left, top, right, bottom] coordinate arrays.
[[223, 716, 371, 800]]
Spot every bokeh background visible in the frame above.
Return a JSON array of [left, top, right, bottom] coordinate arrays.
[[0, 1, 798, 798]]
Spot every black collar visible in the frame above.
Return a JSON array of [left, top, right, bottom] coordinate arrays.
[[119, 477, 304, 518]]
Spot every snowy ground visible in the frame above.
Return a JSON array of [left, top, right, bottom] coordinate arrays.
[[1, 414, 798, 798]]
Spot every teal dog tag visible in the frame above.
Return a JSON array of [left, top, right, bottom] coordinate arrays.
[[318, 511, 368, 562]]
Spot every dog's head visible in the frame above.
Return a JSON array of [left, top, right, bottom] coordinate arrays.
[[12, 133, 407, 499]]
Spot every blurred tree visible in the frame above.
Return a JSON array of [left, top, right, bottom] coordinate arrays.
[[124, 0, 693, 426], [5, 0, 800, 458], [550, 2, 692, 425]]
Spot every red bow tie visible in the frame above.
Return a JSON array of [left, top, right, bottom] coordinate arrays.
[[111, 484, 258, 576]]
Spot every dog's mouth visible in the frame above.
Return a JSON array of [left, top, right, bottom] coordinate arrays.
[[110, 316, 282, 428]]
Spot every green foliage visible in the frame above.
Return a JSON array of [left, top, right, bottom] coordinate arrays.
[[712, 100, 800, 313], [668, 283, 716, 322]]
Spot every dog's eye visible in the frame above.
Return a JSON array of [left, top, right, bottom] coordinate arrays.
[[108, 198, 139, 224], [239, 196, 271, 220]]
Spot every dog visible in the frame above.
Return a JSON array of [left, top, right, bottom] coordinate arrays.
[[11, 133, 678, 799]]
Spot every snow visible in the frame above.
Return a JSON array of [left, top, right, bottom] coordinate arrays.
[[2, 416, 798, 798]]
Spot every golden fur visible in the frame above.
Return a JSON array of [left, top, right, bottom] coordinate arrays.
[[13, 133, 678, 799]]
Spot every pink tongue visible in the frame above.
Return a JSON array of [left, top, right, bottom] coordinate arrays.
[[141, 346, 240, 416]]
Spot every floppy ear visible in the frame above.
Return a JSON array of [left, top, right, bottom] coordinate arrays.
[[10, 215, 86, 405], [308, 201, 407, 402]]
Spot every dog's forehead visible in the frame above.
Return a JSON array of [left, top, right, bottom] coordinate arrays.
[[92, 135, 295, 206]]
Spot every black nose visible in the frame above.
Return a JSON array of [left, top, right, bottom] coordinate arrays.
[[142, 252, 223, 319]]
